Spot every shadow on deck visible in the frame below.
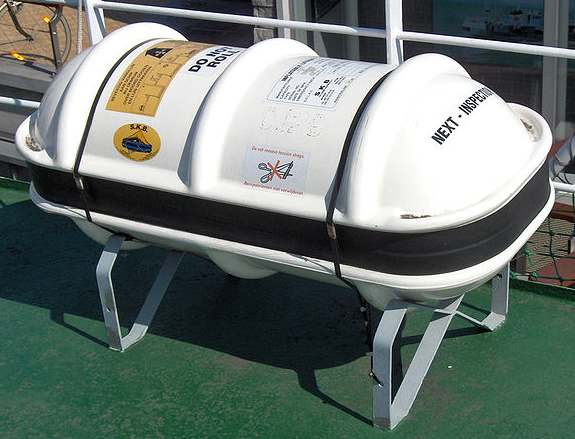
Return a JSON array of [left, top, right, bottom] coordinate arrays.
[[1, 179, 574, 438]]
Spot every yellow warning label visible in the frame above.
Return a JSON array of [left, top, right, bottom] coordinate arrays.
[[113, 123, 161, 161], [106, 41, 209, 117]]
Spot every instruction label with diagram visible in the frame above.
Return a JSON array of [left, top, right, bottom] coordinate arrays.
[[267, 57, 376, 109], [106, 41, 211, 117], [242, 145, 309, 195]]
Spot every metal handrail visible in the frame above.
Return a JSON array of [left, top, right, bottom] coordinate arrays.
[[399, 30, 575, 61], [18, 0, 79, 6], [85, 0, 575, 59], [552, 182, 575, 194], [0, 96, 40, 110], [92, 0, 387, 39]]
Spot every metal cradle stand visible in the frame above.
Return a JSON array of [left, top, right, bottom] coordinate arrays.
[[372, 263, 509, 430], [95, 234, 509, 430], [96, 234, 184, 352]]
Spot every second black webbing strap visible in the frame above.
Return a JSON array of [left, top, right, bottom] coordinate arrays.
[[325, 73, 390, 348]]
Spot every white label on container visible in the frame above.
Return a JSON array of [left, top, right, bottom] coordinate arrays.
[[267, 58, 376, 109], [242, 145, 309, 195]]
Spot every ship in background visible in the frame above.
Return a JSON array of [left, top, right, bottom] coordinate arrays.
[[462, 5, 575, 45]]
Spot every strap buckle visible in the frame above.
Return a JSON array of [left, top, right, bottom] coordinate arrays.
[[73, 174, 85, 191], [326, 222, 337, 240]]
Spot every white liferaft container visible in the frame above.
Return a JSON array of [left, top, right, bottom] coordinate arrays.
[[16, 23, 553, 310]]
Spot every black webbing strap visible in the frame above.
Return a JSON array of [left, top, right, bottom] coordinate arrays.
[[72, 39, 157, 223], [325, 73, 390, 349]]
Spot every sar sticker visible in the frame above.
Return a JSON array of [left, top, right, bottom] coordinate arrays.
[[113, 123, 161, 161]]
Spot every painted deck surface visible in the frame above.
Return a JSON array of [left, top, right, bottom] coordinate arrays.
[[1, 178, 574, 438]]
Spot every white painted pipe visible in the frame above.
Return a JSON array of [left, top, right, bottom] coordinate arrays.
[[553, 181, 575, 194], [92, 1, 387, 39], [399, 31, 575, 60], [0, 96, 40, 110]]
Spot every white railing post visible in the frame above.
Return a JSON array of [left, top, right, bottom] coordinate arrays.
[[542, 0, 569, 140], [84, 0, 106, 44], [276, 0, 292, 39], [344, 0, 360, 60], [385, 0, 403, 65]]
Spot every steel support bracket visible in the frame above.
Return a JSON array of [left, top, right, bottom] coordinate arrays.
[[372, 264, 509, 429], [47, 5, 64, 69], [96, 234, 184, 352]]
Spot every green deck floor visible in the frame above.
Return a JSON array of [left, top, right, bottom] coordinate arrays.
[[1, 178, 575, 438]]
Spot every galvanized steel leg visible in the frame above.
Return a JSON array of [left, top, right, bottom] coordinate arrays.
[[371, 300, 407, 429], [372, 266, 509, 429], [485, 262, 510, 330], [456, 263, 509, 331], [96, 234, 184, 352], [372, 296, 463, 430]]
